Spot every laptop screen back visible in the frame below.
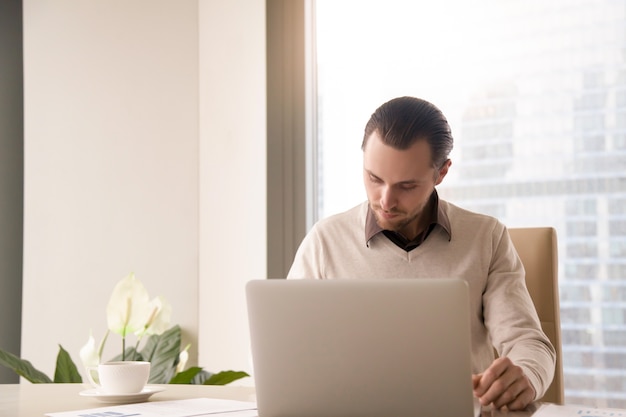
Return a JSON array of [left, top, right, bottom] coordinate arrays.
[[246, 278, 476, 417]]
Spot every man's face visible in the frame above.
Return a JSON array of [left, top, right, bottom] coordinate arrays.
[[362, 131, 450, 239]]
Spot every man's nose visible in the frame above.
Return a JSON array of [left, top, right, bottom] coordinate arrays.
[[380, 186, 396, 211]]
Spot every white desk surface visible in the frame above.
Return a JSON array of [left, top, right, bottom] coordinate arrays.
[[0, 383, 541, 417], [0, 383, 256, 416]]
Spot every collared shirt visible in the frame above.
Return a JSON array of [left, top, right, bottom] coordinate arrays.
[[364, 190, 451, 251]]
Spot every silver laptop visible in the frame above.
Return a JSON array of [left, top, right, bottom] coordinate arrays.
[[246, 278, 479, 417]]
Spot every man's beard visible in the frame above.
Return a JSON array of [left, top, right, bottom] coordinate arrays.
[[372, 205, 421, 235]]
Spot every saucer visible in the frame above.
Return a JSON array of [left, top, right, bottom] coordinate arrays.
[[79, 385, 165, 404]]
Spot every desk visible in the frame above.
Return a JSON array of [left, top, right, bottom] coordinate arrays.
[[0, 383, 539, 416], [0, 383, 256, 416]]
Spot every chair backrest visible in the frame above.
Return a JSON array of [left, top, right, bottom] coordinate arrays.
[[508, 227, 564, 404]]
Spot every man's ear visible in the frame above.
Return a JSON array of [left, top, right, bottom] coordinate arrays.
[[435, 159, 452, 185]]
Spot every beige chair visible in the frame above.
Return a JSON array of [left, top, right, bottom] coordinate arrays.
[[508, 227, 564, 404]]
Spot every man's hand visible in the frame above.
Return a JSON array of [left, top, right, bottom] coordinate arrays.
[[472, 357, 536, 411]]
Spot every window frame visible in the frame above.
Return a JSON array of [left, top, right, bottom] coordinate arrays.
[[266, 0, 314, 278]]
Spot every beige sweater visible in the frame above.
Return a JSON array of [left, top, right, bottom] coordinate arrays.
[[287, 200, 556, 400]]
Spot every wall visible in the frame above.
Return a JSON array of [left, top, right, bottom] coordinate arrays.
[[197, 0, 266, 376], [20, 0, 265, 383], [21, 0, 201, 376], [0, 0, 24, 384]]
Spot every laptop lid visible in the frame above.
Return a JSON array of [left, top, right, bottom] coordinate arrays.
[[246, 278, 476, 417]]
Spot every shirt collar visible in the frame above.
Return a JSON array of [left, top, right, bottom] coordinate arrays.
[[364, 189, 451, 245]]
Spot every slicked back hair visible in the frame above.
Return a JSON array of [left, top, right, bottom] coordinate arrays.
[[362, 96, 454, 169]]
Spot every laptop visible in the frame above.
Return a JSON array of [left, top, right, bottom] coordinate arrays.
[[246, 278, 480, 417]]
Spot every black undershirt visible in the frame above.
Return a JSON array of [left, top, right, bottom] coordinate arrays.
[[383, 223, 437, 252]]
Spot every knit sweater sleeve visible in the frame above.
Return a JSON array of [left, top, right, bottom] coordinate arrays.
[[287, 222, 326, 279], [483, 225, 557, 401], [286, 203, 367, 280]]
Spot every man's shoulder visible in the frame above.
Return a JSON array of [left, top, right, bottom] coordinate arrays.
[[440, 198, 503, 228], [314, 202, 368, 229]]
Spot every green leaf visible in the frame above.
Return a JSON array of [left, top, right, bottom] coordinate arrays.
[[168, 366, 203, 384], [140, 325, 181, 384], [53, 345, 82, 383], [202, 370, 250, 386], [190, 369, 214, 384], [0, 347, 53, 383]]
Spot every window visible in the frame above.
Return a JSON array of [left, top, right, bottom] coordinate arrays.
[[312, 0, 626, 408]]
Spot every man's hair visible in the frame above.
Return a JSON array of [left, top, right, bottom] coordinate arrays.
[[362, 96, 454, 169]]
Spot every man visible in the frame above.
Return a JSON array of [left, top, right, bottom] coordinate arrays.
[[287, 96, 556, 411]]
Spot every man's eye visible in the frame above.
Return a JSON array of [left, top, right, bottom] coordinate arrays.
[[400, 184, 417, 191], [369, 176, 382, 183]]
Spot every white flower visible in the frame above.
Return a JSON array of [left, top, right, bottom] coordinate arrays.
[[176, 344, 190, 374], [135, 295, 172, 337], [106, 273, 151, 337], [79, 332, 100, 369]]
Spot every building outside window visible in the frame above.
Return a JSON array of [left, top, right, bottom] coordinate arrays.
[[312, 0, 626, 407]]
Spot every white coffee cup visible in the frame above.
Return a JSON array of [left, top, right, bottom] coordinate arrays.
[[86, 361, 151, 394]]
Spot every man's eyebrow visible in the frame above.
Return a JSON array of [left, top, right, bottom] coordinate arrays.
[[365, 169, 379, 179], [365, 169, 421, 185]]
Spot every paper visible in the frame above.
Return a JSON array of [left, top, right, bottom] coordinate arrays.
[[534, 403, 626, 417], [45, 397, 258, 417]]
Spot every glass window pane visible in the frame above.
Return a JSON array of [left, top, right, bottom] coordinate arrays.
[[314, 0, 626, 408]]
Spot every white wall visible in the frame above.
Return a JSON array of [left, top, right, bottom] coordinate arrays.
[[22, 0, 265, 383], [197, 0, 266, 377], [22, 0, 201, 373]]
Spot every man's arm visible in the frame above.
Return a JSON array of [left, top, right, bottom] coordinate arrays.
[[286, 225, 325, 279], [472, 357, 536, 410], [478, 227, 556, 409]]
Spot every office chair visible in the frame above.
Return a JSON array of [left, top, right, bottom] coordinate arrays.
[[509, 227, 564, 404]]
